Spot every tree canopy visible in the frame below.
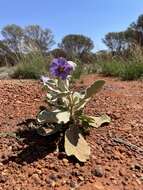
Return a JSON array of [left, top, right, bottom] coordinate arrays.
[[1, 24, 54, 54], [24, 25, 54, 53], [103, 14, 143, 54], [1, 24, 23, 53], [59, 34, 94, 58]]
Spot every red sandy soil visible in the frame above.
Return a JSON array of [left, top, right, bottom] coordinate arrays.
[[0, 75, 143, 190]]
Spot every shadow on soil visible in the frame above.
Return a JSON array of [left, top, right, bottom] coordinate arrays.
[[2, 119, 84, 166], [2, 119, 62, 165]]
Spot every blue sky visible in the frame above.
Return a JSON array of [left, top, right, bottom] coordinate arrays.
[[1, 0, 143, 51]]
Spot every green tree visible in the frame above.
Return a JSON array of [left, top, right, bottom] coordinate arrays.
[[79, 52, 95, 64], [103, 14, 143, 53], [135, 14, 143, 46], [1, 24, 23, 53], [24, 25, 54, 53], [0, 40, 17, 66], [50, 48, 67, 58], [59, 34, 94, 58], [103, 32, 127, 53]]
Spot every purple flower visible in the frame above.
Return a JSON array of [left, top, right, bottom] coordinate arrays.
[[40, 75, 50, 85], [50, 58, 73, 80]]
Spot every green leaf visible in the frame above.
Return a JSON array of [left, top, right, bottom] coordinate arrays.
[[46, 93, 53, 100], [37, 110, 54, 123], [46, 83, 61, 93], [74, 98, 90, 111], [55, 110, 70, 124], [85, 114, 111, 128], [85, 80, 105, 99], [46, 79, 55, 84], [64, 126, 90, 162], [58, 78, 68, 91], [79, 115, 95, 123], [61, 96, 70, 107], [73, 92, 84, 104], [37, 109, 70, 124], [65, 78, 70, 89]]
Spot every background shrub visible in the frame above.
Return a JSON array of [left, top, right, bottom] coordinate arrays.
[[71, 58, 83, 80], [120, 62, 143, 80], [12, 52, 52, 79], [95, 45, 143, 80]]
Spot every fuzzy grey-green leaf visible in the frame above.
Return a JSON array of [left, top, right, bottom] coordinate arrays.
[[65, 126, 90, 162], [55, 110, 70, 124], [85, 80, 105, 99], [87, 114, 111, 128], [37, 109, 70, 124], [37, 110, 54, 123]]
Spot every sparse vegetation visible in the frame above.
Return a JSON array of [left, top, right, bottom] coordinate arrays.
[[1, 2, 143, 189], [1, 14, 143, 80], [96, 44, 143, 80], [12, 53, 52, 79]]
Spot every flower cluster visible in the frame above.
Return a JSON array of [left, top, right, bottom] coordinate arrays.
[[49, 58, 74, 80], [41, 58, 76, 82]]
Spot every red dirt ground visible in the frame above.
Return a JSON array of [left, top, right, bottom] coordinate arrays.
[[0, 75, 143, 190]]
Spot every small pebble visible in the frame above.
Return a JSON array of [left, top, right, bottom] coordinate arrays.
[[78, 176, 84, 181], [31, 173, 41, 184], [119, 168, 126, 176], [91, 165, 104, 177], [0, 174, 8, 183], [49, 174, 58, 181], [62, 158, 69, 166], [69, 180, 77, 188]]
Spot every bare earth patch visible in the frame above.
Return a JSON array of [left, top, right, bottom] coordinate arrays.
[[0, 75, 143, 190]]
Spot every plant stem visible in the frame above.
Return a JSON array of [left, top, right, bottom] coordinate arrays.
[[68, 92, 75, 122]]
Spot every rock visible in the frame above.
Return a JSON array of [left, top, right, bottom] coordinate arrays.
[[49, 174, 58, 181], [119, 168, 126, 176], [91, 165, 104, 177], [112, 150, 121, 160], [130, 163, 142, 171], [0, 174, 8, 183], [71, 170, 80, 177], [105, 166, 111, 171], [139, 175, 143, 181], [113, 112, 121, 119], [49, 163, 55, 169], [69, 180, 77, 188], [27, 168, 34, 177], [51, 181, 56, 187], [78, 175, 84, 181], [75, 163, 80, 169], [61, 179, 66, 185], [130, 120, 138, 127], [134, 164, 142, 171], [49, 180, 60, 188], [89, 177, 95, 183], [31, 173, 41, 184], [136, 178, 142, 185], [62, 158, 69, 166], [36, 169, 42, 175], [95, 159, 102, 165]]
